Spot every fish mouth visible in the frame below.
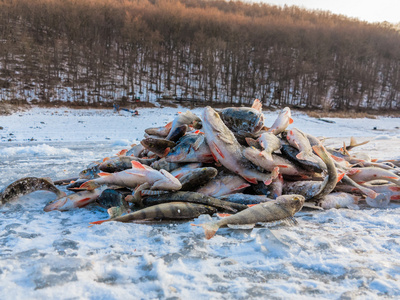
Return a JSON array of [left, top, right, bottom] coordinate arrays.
[[44, 197, 68, 212]]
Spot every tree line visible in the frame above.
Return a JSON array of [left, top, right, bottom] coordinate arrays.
[[0, 0, 399, 110]]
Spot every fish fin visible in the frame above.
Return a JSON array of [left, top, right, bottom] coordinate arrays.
[[162, 148, 170, 157], [217, 133, 234, 145], [371, 158, 378, 162], [389, 186, 400, 191], [79, 181, 99, 191], [217, 213, 231, 218], [391, 195, 400, 200], [337, 172, 345, 182], [234, 183, 251, 191], [212, 142, 225, 159], [193, 135, 204, 150], [116, 149, 128, 156], [276, 164, 289, 168], [98, 172, 111, 177], [131, 160, 146, 170], [102, 157, 110, 162], [346, 169, 361, 176], [383, 176, 399, 180], [247, 204, 258, 207], [251, 98, 263, 112], [211, 152, 219, 163], [289, 117, 294, 124], [243, 176, 258, 184], [76, 197, 92, 207], [89, 219, 110, 225], [245, 137, 259, 148], [261, 151, 273, 162], [296, 151, 307, 160], [191, 223, 219, 240]]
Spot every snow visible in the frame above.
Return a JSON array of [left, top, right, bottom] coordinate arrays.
[[0, 106, 400, 299]]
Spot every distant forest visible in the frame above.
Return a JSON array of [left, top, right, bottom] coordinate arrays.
[[0, 0, 399, 110]]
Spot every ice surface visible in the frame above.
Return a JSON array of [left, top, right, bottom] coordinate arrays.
[[0, 107, 400, 299]]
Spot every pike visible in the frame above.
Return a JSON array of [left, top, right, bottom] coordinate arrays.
[[192, 194, 305, 239], [44, 186, 107, 211], [0, 177, 66, 205], [90, 202, 217, 224], [202, 106, 278, 184], [267, 107, 293, 135]]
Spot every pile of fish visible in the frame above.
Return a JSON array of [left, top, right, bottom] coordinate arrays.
[[1, 100, 400, 239]]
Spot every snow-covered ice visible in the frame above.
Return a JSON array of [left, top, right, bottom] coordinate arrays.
[[0, 107, 400, 299]]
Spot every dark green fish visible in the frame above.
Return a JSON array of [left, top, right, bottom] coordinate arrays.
[[90, 202, 216, 224], [0, 177, 66, 205]]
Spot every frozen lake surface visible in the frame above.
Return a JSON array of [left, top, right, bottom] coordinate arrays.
[[0, 107, 400, 299]]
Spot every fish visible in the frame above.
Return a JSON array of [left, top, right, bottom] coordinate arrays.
[[79, 162, 101, 179], [167, 124, 188, 142], [140, 137, 176, 157], [335, 175, 378, 199], [166, 134, 214, 163], [280, 144, 325, 173], [140, 191, 248, 213], [99, 156, 138, 173], [0, 177, 66, 205], [257, 132, 281, 161], [179, 167, 218, 191], [165, 111, 202, 140], [192, 194, 305, 239], [220, 99, 265, 135], [151, 157, 181, 172], [346, 167, 400, 186], [202, 106, 277, 184], [196, 172, 252, 198], [170, 163, 203, 179], [96, 188, 131, 209], [267, 107, 293, 135], [284, 128, 325, 168], [125, 143, 147, 157], [44, 186, 107, 211], [79, 160, 182, 192], [317, 192, 360, 210], [243, 147, 312, 177], [145, 121, 172, 137], [90, 202, 217, 224], [218, 193, 273, 205]]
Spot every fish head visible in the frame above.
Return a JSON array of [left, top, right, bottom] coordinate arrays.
[[276, 194, 305, 213], [153, 169, 182, 190], [165, 145, 187, 162], [99, 161, 117, 173]]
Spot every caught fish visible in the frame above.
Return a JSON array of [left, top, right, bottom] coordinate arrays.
[[99, 156, 138, 173], [125, 143, 146, 157], [0, 177, 66, 205], [202, 106, 277, 184], [192, 194, 305, 239], [91, 202, 216, 224], [141, 191, 248, 213], [96, 188, 131, 209], [145, 121, 172, 137], [280, 144, 325, 173], [44, 186, 107, 211], [267, 107, 293, 135], [165, 111, 202, 140], [218, 193, 273, 205], [141, 137, 176, 157], [284, 128, 325, 168], [196, 172, 251, 198], [151, 158, 181, 172], [220, 99, 265, 135], [347, 167, 400, 186], [79, 160, 182, 192], [179, 167, 218, 191], [257, 132, 281, 161], [317, 192, 360, 210], [335, 174, 378, 199], [243, 147, 311, 177], [166, 134, 214, 163], [167, 124, 188, 142], [170, 163, 203, 179]]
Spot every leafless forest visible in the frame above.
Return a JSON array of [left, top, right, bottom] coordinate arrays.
[[0, 0, 399, 110]]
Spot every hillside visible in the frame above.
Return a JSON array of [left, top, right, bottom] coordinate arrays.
[[0, 0, 399, 110]]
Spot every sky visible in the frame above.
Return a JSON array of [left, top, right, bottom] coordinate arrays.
[[257, 0, 399, 24]]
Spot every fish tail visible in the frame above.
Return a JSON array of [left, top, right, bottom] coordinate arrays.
[[89, 219, 110, 225], [191, 223, 219, 240], [79, 180, 99, 190]]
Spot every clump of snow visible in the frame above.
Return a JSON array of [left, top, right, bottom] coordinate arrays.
[[0, 144, 72, 157]]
